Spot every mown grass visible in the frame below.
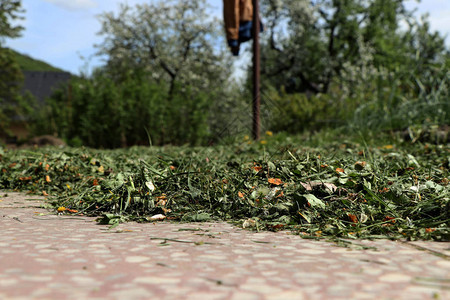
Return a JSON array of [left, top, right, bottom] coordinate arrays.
[[1, 133, 448, 241]]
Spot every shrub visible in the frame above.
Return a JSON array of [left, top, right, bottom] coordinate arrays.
[[262, 87, 351, 134], [31, 71, 213, 148]]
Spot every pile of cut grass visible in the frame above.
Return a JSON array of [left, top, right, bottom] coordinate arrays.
[[1, 136, 448, 241]]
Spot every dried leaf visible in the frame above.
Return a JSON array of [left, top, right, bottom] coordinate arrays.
[[147, 214, 166, 221], [145, 181, 155, 192], [268, 178, 283, 185], [253, 165, 263, 172], [348, 214, 358, 223], [383, 216, 396, 223], [243, 218, 256, 228], [354, 161, 366, 170], [301, 182, 337, 193]]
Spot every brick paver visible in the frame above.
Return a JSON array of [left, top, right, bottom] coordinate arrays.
[[1, 191, 449, 299]]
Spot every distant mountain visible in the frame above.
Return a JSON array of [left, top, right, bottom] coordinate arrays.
[[10, 48, 66, 72]]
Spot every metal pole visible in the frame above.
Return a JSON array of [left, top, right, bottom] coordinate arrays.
[[252, 0, 260, 141]]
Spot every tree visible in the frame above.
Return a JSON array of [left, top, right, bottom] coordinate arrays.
[[34, 0, 247, 147], [251, 0, 449, 135], [89, 0, 247, 145], [258, 0, 448, 94], [96, 0, 233, 98], [0, 0, 23, 41], [0, 0, 25, 138]]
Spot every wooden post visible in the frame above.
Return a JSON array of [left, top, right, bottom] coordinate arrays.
[[252, 0, 260, 141]]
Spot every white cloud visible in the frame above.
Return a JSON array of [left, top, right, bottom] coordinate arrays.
[[43, 0, 97, 11]]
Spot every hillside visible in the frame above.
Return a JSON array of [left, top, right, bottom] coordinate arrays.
[[10, 48, 65, 72]]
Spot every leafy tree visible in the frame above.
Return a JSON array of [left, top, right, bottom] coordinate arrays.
[[259, 0, 448, 94], [33, 0, 248, 147], [253, 0, 449, 135], [96, 0, 233, 98], [0, 0, 23, 40], [0, 0, 25, 138], [34, 2, 253, 146], [82, 0, 247, 145]]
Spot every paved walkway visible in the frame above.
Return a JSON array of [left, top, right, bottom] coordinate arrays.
[[0, 191, 449, 300]]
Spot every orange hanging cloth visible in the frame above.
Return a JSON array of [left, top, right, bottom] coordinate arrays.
[[223, 0, 262, 56]]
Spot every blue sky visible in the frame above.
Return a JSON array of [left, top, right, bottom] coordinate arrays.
[[5, 0, 450, 75]]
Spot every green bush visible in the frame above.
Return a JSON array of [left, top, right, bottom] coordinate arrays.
[[263, 87, 351, 134], [0, 47, 25, 138], [264, 56, 449, 141], [32, 71, 212, 148]]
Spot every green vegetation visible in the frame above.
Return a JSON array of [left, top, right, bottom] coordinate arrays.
[[1, 0, 448, 241], [257, 0, 449, 134], [0, 135, 448, 241], [1, 1, 64, 140], [0, 0, 23, 39], [265, 63, 449, 137], [25, 0, 448, 148], [31, 0, 245, 147], [1, 0, 26, 137], [11, 49, 64, 71], [32, 72, 213, 147], [259, 0, 447, 94]]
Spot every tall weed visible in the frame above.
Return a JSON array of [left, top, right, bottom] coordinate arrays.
[[351, 64, 449, 137]]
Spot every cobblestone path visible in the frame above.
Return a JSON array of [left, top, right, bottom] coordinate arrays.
[[1, 192, 449, 299]]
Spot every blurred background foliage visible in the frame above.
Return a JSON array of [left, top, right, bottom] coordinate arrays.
[[1, 0, 449, 147], [0, 0, 27, 138], [258, 0, 449, 136]]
